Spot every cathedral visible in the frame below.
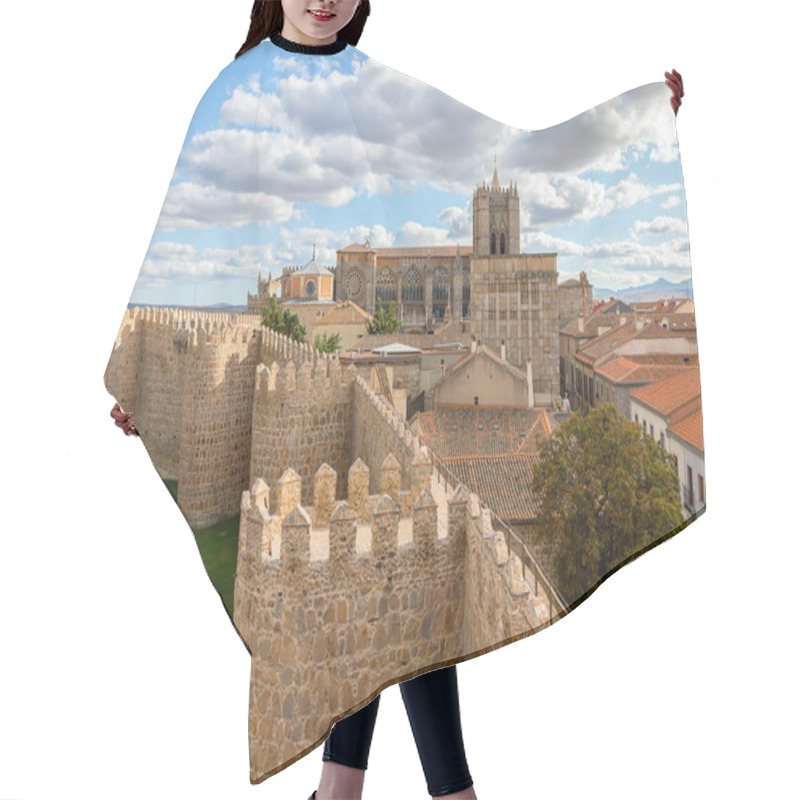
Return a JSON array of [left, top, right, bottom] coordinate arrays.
[[334, 164, 560, 396], [249, 165, 561, 402]]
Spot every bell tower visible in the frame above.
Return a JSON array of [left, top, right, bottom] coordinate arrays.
[[472, 157, 520, 257]]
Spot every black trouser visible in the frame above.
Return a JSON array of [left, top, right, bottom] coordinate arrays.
[[322, 664, 473, 797]]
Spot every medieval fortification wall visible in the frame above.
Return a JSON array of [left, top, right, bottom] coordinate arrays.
[[106, 306, 561, 781], [233, 458, 549, 779]]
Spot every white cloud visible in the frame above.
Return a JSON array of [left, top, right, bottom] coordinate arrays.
[[606, 172, 682, 210], [631, 215, 687, 239]]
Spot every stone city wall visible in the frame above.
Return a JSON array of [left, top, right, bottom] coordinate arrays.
[[233, 458, 545, 781]]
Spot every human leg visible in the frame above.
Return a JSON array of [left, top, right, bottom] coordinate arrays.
[[399, 664, 475, 798], [315, 694, 382, 800]]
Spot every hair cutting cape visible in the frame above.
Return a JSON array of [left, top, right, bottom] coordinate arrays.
[[104, 36, 705, 783]]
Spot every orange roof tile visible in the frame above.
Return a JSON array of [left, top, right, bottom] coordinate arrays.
[[668, 407, 704, 453], [595, 356, 696, 384], [629, 368, 702, 421]]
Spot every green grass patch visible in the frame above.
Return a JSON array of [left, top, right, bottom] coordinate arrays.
[[164, 479, 240, 620]]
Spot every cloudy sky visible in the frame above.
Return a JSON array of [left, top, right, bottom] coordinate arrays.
[[129, 39, 691, 307]]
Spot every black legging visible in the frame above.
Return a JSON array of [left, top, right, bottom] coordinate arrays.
[[322, 664, 473, 797]]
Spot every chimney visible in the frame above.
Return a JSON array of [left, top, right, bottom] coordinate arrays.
[[501, 339, 506, 361], [470, 334, 477, 353]]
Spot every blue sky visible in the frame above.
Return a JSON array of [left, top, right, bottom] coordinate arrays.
[[129, 39, 690, 307]]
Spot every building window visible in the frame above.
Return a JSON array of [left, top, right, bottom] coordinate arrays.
[[698, 474, 705, 503], [660, 431, 665, 446], [474, 396, 479, 405], [305, 279, 316, 297], [687, 466, 694, 507], [376, 268, 397, 304], [491, 233, 496, 255], [635, 413, 639, 424], [650, 424, 654, 438], [500, 232, 506, 254], [402, 267, 423, 303], [346, 270, 363, 299]]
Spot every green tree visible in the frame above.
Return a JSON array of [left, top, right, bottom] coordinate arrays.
[[260, 296, 307, 343], [532, 403, 684, 603], [314, 330, 342, 353], [367, 296, 401, 335]]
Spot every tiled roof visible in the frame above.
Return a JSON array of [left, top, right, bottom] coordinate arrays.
[[629, 368, 702, 421], [313, 300, 370, 325], [575, 320, 696, 367], [595, 356, 696, 384], [418, 406, 551, 458], [574, 320, 645, 364], [559, 310, 620, 338], [668, 406, 704, 453], [444, 454, 541, 520]]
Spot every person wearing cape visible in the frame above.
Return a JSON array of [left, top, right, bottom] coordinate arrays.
[[105, 0, 695, 794]]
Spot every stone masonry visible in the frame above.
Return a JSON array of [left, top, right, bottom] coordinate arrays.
[[234, 456, 557, 782]]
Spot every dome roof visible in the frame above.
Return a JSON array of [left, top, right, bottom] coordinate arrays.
[[297, 243, 333, 276]]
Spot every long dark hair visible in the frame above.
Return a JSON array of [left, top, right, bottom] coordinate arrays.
[[236, 1, 371, 59]]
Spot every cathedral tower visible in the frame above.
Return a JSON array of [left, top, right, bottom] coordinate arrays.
[[472, 159, 520, 257]]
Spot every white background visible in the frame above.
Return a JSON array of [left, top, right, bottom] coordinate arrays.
[[1, 1, 796, 798]]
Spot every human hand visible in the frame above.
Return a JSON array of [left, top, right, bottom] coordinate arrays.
[[665, 69, 684, 116], [110, 402, 139, 436]]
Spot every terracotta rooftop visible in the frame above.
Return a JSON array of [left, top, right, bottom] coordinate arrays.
[[595, 356, 696, 384], [575, 320, 696, 367], [668, 406, 704, 453], [443, 454, 541, 520], [629, 368, 702, 422], [417, 406, 554, 458]]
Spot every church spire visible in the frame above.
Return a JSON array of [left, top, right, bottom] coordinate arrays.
[[491, 154, 500, 190]]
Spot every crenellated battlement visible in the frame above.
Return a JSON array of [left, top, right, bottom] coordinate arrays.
[[234, 459, 549, 777], [106, 306, 560, 780]]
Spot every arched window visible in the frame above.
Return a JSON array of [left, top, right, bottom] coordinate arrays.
[[500, 232, 506, 254], [376, 268, 396, 304], [490, 232, 496, 255], [402, 266, 423, 303], [433, 266, 450, 303]]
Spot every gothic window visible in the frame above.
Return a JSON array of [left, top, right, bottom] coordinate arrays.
[[376, 268, 397, 304], [500, 232, 506, 254], [433, 266, 449, 303], [402, 267, 423, 303], [491, 232, 496, 255], [346, 271, 363, 300], [305, 279, 316, 297]]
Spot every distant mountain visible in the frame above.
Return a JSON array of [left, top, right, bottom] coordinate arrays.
[[592, 277, 693, 303]]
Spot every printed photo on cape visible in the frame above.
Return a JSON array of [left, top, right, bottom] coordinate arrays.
[[104, 34, 704, 782]]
